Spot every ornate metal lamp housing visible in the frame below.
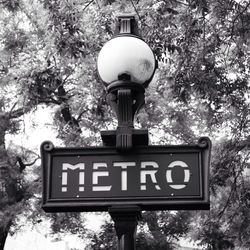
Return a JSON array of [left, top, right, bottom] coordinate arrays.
[[97, 15, 157, 150]]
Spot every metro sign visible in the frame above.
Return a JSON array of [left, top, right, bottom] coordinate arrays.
[[41, 137, 211, 212]]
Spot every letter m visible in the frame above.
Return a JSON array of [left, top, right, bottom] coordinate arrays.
[[63, 163, 85, 170]]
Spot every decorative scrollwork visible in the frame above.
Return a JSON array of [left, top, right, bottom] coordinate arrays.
[[42, 141, 54, 152], [198, 137, 211, 149]]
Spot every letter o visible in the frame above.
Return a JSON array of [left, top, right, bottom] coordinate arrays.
[[166, 161, 190, 190]]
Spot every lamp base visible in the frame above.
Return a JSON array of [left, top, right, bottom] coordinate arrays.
[[101, 129, 149, 148], [103, 80, 148, 150]]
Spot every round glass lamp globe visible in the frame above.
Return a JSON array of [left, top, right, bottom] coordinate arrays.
[[97, 36, 156, 85]]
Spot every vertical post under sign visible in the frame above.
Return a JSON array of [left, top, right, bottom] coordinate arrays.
[[104, 78, 145, 249], [109, 206, 142, 250], [106, 85, 144, 249]]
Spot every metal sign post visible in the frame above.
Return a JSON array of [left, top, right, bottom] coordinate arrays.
[[109, 206, 142, 250], [41, 137, 211, 249], [41, 14, 211, 250]]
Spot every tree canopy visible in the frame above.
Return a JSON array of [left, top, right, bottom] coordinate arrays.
[[0, 0, 250, 249]]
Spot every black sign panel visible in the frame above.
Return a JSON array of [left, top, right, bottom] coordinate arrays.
[[41, 137, 211, 212]]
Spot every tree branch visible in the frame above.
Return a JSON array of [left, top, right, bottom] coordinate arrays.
[[130, 0, 143, 23], [17, 156, 41, 173], [217, 170, 240, 221], [8, 105, 32, 119], [83, 0, 95, 12], [230, 1, 250, 38], [8, 102, 18, 115], [77, 110, 88, 122]]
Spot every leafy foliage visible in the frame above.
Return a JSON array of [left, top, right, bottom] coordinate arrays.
[[86, 220, 118, 249], [136, 211, 190, 250], [50, 212, 86, 235]]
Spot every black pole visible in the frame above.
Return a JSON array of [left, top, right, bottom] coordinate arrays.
[[116, 88, 133, 149], [109, 206, 142, 250], [103, 82, 147, 250], [102, 80, 147, 150]]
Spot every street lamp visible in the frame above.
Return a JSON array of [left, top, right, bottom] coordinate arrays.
[[97, 14, 157, 150], [40, 14, 211, 250], [97, 14, 157, 250]]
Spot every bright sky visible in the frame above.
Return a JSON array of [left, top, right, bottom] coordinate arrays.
[[6, 105, 62, 152], [5, 214, 105, 250], [5, 230, 83, 250]]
